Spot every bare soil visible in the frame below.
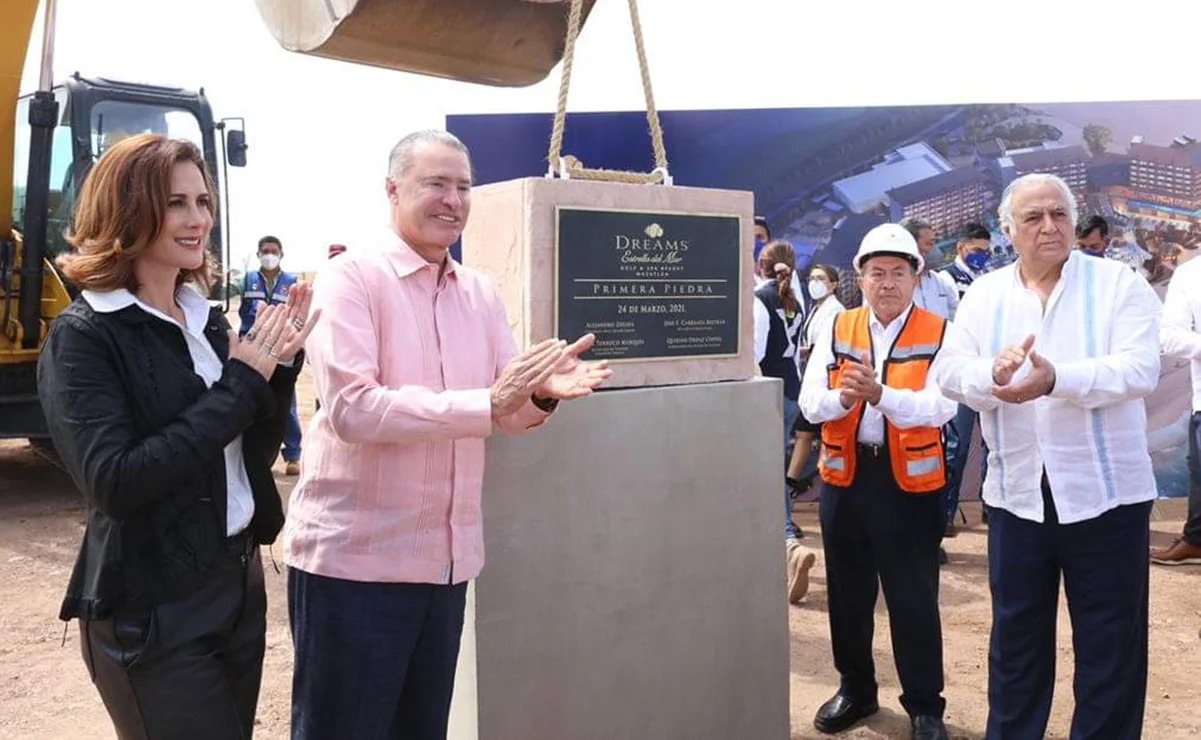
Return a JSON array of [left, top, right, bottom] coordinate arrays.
[[2, 365, 1198, 739]]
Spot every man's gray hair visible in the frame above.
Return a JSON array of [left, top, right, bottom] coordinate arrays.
[[387, 130, 471, 179], [998, 173, 1078, 232]]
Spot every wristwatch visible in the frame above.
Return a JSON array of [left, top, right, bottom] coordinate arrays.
[[531, 394, 559, 412]]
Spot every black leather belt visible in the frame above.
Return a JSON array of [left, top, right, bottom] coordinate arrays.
[[857, 443, 885, 459]]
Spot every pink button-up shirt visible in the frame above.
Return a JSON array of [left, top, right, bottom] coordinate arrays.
[[283, 231, 549, 584]]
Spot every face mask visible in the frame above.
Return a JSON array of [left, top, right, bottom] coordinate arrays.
[[965, 251, 989, 272], [259, 254, 281, 270], [753, 239, 766, 262], [1081, 248, 1106, 258], [807, 279, 830, 301]]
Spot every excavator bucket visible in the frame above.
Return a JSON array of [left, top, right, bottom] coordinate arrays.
[[253, 0, 599, 88]]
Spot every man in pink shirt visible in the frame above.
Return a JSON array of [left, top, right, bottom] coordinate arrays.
[[284, 130, 611, 740]]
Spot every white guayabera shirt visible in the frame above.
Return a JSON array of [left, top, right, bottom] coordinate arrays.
[[932, 250, 1161, 524]]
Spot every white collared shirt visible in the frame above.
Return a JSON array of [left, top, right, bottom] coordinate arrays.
[[912, 269, 960, 320], [800, 302, 957, 445], [81, 284, 255, 535], [932, 250, 1161, 524], [1161, 256, 1201, 412]]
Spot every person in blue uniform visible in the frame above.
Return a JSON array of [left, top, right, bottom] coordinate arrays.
[[241, 235, 302, 475]]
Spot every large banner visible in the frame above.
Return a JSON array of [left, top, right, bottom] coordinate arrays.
[[448, 101, 1199, 498]]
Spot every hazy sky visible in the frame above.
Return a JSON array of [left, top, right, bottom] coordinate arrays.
[[19, 0, 1201, 270]]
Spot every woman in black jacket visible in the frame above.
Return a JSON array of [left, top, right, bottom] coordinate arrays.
[[36, 133, 317, 739]]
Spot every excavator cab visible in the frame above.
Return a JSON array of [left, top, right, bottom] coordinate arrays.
[[10, 75, 226, 268], [254, 0, 598, 87]]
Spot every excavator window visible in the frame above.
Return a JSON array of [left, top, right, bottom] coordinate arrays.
[[89, 100, 204, 160]]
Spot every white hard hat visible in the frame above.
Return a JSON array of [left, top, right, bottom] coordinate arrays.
[[853, 223, 924, 274]]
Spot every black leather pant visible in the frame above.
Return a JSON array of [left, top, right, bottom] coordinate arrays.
[[79, 534, 267, 740]]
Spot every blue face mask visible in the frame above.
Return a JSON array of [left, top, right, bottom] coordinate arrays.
[[965, 251, 989, 272], [1081, 248, 1106, 258], [753, 239, 766, 262]]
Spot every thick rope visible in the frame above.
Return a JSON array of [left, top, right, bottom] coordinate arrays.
[[547, 0, 669, 184]]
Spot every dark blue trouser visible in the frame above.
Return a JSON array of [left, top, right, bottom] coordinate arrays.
[[1183, 411, 1201, 547], [986, 482, 1151, 740], [288, 568, 468, 740], [820, 450, 946, 718], [283, 394, 302, 462]]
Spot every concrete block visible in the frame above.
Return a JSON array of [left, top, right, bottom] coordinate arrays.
[[448, 378, 789, 740]]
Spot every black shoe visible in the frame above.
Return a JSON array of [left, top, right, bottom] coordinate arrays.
[[813, 693, 879, 734], [912, 715, 948, 740]]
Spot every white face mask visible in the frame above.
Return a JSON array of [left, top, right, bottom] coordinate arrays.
[[259, 254, 281, 271], [807, 279, 830, 301]]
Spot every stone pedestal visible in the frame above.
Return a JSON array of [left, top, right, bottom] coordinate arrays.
[[448, 379, 789, 740], [461, 178, 756, 389]]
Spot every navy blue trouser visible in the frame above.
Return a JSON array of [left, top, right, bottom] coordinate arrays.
[[819, 450, 946, 718], [986, 480, 1151, 740], [288, 568, 468, 740], [1183, 412, 1201, 547]]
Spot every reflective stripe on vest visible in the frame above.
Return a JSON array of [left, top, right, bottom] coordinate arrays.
[[819, 305, 948, 494]]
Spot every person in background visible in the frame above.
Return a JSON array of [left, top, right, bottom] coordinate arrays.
[[754, 242, 812, 562], [903, 218, 961, 565], [902, 218, 960, 320], [753, 215, 771, 270], [1151, 243, 1201, 565], [940, 222, 993, 537], [240, 235, 303, 476], [36, 133, 316, 738], [1075, 214, 1109, 257], [786, 264, 845, 498], [942, 222, 991, 297]]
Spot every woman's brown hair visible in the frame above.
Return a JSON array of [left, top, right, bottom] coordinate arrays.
[[759, 240, 799, 313], [57, 133, 217, 292]]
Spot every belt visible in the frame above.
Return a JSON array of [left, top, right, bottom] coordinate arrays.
[[857, 443, 885, 459], [224, 529, 255, 565]]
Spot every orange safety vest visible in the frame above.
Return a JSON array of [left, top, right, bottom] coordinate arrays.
[[819, 305, 947, 494]]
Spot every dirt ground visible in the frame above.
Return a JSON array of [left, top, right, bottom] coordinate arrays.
[[2, 365, 1199, 739]]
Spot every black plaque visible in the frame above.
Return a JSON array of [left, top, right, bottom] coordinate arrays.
[[555, 207, 742, 361]]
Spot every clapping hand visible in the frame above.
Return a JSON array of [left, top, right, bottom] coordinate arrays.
[[990, 334, 1056, 404], [229, 283, 320, 380], [838, 357, 882, 408], [533, 334, 613, 402]]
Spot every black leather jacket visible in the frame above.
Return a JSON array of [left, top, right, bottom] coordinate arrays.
[[37, 297, 299, 621]]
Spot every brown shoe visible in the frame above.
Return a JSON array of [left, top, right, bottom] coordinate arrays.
[[1151, 538, 1201, 566], [787, 549, 817, 604], [285, 461, 300, 477]]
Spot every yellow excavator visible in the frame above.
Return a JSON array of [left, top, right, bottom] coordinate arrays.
[[1, 0, 249, 443]]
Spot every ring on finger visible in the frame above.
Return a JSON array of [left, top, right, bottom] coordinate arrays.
[[291, 318, 305, 331], [246, 330, 258, 342]]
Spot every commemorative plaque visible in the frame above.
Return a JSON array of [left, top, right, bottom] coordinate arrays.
[[555, 207, 741, 362]]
